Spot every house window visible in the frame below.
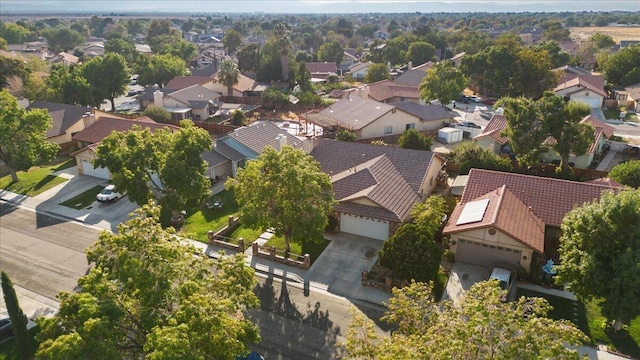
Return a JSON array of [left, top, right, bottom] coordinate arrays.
[[406, 123, 415, 130], [384, 126, 393, 134], [195, 114, 201, 120], [392, 108, 397, 114]]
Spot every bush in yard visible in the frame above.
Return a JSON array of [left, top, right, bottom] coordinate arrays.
[[608, 160, 640, 188], [143, 105, 171, 123]]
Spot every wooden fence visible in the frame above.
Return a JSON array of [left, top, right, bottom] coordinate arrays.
[[251, 242, 310, 270]]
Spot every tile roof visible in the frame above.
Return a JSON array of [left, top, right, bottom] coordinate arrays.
[[456, 169, 620, 227], [27, 101, 93, 138], [202, 142, 230, 167], [191, 63, 218, 77], [412, 61, 434, 71], [624, 83, 640, 101], [166, 85, 222, 107], [305, 62, 337, 74], [389, 101, 452, 122], [587, 177, 626, 188], [554, 74, 606, 97], [214, 140, 245, 162], [582, 115, 614, 154], [227, 121, 304, 155], [393, 69, 426, 87], [165, 76, 213, 91], [444, 185, 546, 253], [312, 139, 436, 222], [71, 116, 179, 144], [348, 61, 372, 74], [313, 97, 395, 130], [368, 79, 420, 102], [473, 114, 509, 145], [138, 86, 173, 100], [212, 72, 257, 92]]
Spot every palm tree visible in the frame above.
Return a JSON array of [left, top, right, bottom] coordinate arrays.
[[274, 23, 291, 81], [217, 59, 240, 98]]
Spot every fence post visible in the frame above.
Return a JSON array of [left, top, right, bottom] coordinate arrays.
[[207, 230, 214, 245], [252, 241, 259, 255], [228, 215, 235, 228], [269, 246, 276, 260], [303, 254, 310, 269], [238, 238, 244, 252], [385, 277, 393, 291]]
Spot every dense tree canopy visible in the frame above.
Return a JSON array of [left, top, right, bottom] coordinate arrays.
[[556, 190, 640, 331], [36, 204, 260, 359], [223, 29, 243, 55], [81, 53, 129, 110], [218, 59, 240, 97], [42, 25, 85, 53], [608, 160, 640, 188], [598, 45, 640, 87], [137, 54, 186, 89], [419, 61, 466, 106], [317, 40, 344, 65], [346, 281, 587, 359], [142, 105, 171, 123], [405, 41, 436, 65], [0, 22, 32, 44], [447, 142, 514, 175], [364, 63, 390, 84], [398, 128, 432, 151], [227, 146, 336, 254], [45, 64, 93, 106], [0, 90, 59, 182], [94, 121, 212, 217]]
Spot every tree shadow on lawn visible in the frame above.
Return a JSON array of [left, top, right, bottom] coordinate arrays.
[[251, 276, 342, 359]]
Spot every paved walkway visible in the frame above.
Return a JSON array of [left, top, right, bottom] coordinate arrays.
[[596, 151, 618, 171]]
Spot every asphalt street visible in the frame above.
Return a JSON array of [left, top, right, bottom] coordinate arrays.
[[0, 202, 389, 359]]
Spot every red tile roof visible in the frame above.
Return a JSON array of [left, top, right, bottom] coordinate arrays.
[[473, 114, 509, 145], [72, 116, 179, 144], [554, 74, 606, 97], [456, 169, 620, 227], [444, 185, 545, 252], [165, 76, 213, 91]]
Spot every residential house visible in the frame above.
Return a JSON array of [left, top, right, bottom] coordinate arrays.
[[473, 114, 511, 155], [165, 76, 215, 91], [367, 79, 423, 104], [47, 52, 80, 66], [203, 120, 308, 180], [149, 85, 222, 121], [347, 61, 373, 80], [540, 115, 614, 169], [394, 68, 427, 87], [374, 30, 389, 40], [71, 115, 180, 179], [82, 43, 105, 58], [616, 83, 640, 113], [5, 41, 48, 60], [305, 62, 337, 79], [389, 101, 453, 131], [309, 96, 429, 140], [311, 139, 445, 240], [450, 52, 466, 68], [211, 71, 263, 97], [443, 168, 622, 272], [554, 73, 606, 109], [191, 63, 218, 77], [26, 101, 94, 154]]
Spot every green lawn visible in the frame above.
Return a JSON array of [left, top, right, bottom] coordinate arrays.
[[604, 107, 639, 122], [0, 326, 39, 360], [517, 288, 640, 358], [59, 185, 104, 209], [0, 158, 75, 196], [180, 190, 240, 241], [229, 224, 264, 243], [264, 235, 329, 264]]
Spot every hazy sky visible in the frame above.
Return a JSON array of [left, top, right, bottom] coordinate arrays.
[[3, 0, 639, 14]]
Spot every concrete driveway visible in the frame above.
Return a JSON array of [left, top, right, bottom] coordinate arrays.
[[306, 232, 390, 305], [442, 261, 490, 305]]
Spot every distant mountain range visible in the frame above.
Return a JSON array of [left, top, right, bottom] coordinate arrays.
[[2, 0, 639, 15]]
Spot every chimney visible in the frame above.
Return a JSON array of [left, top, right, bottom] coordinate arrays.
[[153, 90, 164, 108], [274, 133, 287, 152], [361, 85, 369, 100]]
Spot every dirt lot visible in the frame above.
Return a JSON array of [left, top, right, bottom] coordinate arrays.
[[570, 26, 640, 43]]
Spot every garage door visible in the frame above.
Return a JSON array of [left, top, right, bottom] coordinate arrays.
[[81, 159, 111, 179], [572, 96, 601, 108], [340, 213, 389, 241], [455, 239, 521, 267]]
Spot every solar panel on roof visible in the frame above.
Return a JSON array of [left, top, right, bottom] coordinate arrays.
[[456, 198, 490, 225]]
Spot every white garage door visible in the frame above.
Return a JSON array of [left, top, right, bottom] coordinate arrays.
[[81, 159, 111, 179], [340, 213, 389, 241], [572, 96, 601, 108], [455, 239, 521, 267]]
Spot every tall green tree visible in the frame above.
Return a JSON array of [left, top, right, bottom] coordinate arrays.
[[556, 189, 640, 331], [398, 128, 432, 151], [227, 146, 336, 254], [94, 121, 211, 218], [35, 204, 260, 359], [609, 160, 640, 188], [146, 19, 175, 44], [0, 90, 59, 182], [45, 64, 93, 106], [81, 53, 129, 111], [335, 129, 356, 142], [223, 29, 243, 55], [379, 196, 446, 283], [0, 56, 26, 89], [0, 22, 31, 44], [346, 281, 587, 359], [419, 61, 466, 106], [364, 63, 390, 84], [104, 35, 138, 65], [537, 91, 593, 172], [217, 59, 240, 97], [274, 22, 291, 81], [497, 96, 548, 167], [42, 26, 85, 53], [237, 43, 260, 73], [295, 61, 312, 92], [598, 45, 640, 87], [152, 35, 197, 63], [2, 272, 32, 360], [405, 41, 436, 65], [317, 40, 344, 66], [137, 54, 186, 89]]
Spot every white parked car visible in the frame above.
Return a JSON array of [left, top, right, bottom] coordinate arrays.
[[489, 265, 517, 302], [96, 184, 125, 202]]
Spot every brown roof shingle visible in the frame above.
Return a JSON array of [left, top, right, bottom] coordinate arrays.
[[27, 101, 92, 138], [72, 116, 179, 144], [368, 80, 420, 102], [473, 114, 509, 145]]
